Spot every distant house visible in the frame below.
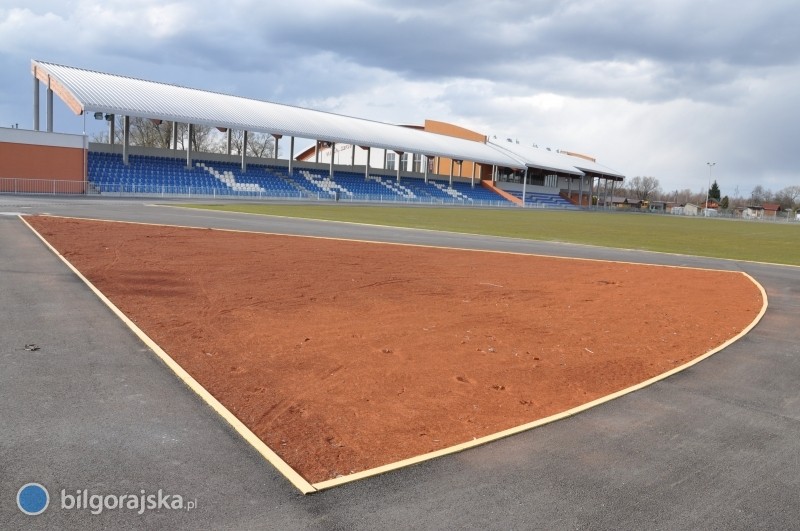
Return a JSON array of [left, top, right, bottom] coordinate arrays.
[[762, 203, 782, 218], [682, 203, 700, 216], [648, 201, 680, 214], [612, 197, 643, 209], [649, 200, 675, 212], [744, 206, 764, 219]]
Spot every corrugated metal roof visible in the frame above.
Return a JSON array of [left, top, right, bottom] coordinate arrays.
[[487, 141, 585, 176], [488, 140, 624, 179], [560, 154, 625, 179], [32, 60, 523, 169]]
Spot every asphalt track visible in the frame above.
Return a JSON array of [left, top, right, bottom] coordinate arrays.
[[1, 196, 798, 530]]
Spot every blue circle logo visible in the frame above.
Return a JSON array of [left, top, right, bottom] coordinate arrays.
[[17, 483, 49, 515]]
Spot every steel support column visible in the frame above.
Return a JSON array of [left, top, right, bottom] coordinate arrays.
[[472, 163, 478, 188], [46, 85, 54, 132], [186, 124, 193, 169], [329, 142, 335, 177], [241, 131, 248, 172], [610, 180, 616, 209], [289, 136, 295, 175], [448, 161, 453, 187], [122, 115, 130, 165], [395, 151, 402, 182], [522, 167, 528, 207], [33, 76, 39, 131]]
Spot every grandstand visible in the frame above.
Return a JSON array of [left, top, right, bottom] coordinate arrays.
[[1, 61, 625, 208], [85, 151, 516, 205]]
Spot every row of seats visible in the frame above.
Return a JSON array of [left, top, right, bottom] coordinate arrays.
[[89, 152, 578, 207], [507, 190, 580, 209]]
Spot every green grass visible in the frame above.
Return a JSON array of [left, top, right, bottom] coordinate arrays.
[[180, 203, 800, 266]]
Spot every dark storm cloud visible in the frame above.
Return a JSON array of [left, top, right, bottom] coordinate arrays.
[[1, 0, 798, 192], [210, 0, 800, 103]]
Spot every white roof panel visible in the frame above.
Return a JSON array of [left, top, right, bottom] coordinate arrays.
[[488, 140, 624, 179], [32, 60, 523, 169], [559, 154, 625, 179], [488, 141, 585, 176]]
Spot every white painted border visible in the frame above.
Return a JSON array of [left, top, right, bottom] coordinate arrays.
[[22, 214, 769, 494]]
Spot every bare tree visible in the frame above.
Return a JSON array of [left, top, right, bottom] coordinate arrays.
[[226, 130, 277, 158], [666, 188, 695, 204], [129, 117, 172, 148], [627, 176, 661, 201], [776, 185, 800, 210], [175, 123, 216, 153], [749, 185, 767, 205]]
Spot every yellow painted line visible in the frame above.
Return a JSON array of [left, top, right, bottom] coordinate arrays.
[[19, 215, 317, 495], [22, 214, 770, 493], [314, 271, 769, 491]]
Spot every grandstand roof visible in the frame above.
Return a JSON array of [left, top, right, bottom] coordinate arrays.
[[487, 141, 585, 176], [31, 60, 524, 169], [561, 155, 625, 180], [488, 140, 623, 180]]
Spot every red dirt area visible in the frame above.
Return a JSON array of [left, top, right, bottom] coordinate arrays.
[[27, 216, 763, 483]]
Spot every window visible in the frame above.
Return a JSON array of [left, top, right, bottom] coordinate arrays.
[[400, 153, 409, 171], [386, 151, 395, 170], [413, 153, 422, 173]]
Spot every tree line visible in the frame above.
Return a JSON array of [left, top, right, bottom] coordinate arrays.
[[617, 176, 800, 211]]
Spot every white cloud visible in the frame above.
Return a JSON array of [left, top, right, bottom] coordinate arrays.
[[0, 0, 798, 195]]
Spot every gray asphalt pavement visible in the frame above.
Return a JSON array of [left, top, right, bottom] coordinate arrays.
[[1, 196, 798, 530]]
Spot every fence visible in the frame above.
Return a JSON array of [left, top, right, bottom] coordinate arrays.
[[0, 178, 86, 195], [0, 177, 522, 208]]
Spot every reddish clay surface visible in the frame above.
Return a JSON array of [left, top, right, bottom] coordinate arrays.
[[28, 216, 763, 483]]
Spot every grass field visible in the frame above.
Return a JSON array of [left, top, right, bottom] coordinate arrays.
[[182, 204, 800, 266]]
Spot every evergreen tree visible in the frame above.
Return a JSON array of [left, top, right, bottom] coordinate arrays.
[[708, 180, 721, 200]]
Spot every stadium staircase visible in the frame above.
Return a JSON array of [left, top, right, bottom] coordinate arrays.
[[196, 162, 266, 193], [481, 180, 521, 205], [373, 176, 416, 199]]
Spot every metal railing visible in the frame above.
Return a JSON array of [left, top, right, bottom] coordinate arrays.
[[0, 178, 521, 208], [0, 178, 87, 195]]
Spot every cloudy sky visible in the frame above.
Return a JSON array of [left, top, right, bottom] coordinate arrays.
[[1, 0, 799, 197]]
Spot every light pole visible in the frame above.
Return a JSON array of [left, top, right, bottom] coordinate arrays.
[[705, 162, 716, 216]]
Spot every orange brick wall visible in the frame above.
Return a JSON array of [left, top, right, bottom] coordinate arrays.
[[0, 129, 86, 193], [0, 142, 85, 181]]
